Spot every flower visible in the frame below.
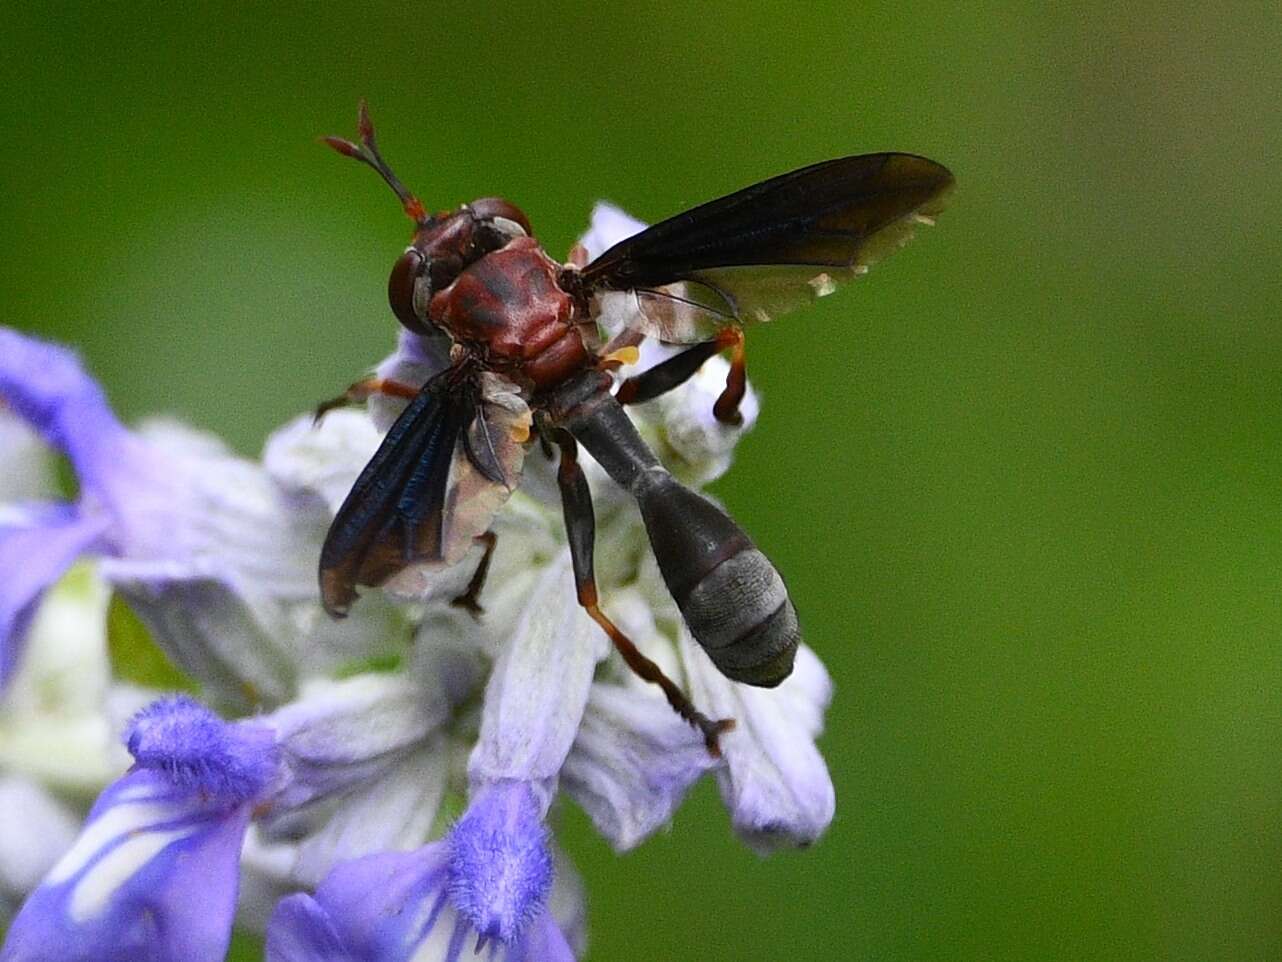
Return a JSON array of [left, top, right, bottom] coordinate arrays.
[[0, 327, 403, 710], [265, 785, 575, 962], [1, 696, 281, 962], [0, 196, 837, 958]]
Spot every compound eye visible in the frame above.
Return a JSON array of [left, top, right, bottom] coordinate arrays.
[[469, 197, 532, 237], [387, 249, 432, 336]]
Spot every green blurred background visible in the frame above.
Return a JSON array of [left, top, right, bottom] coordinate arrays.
[[4, 2, 1282, 959]]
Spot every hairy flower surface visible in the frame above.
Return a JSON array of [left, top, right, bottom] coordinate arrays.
[[1, 697, 281, 962], [0, 199, 836, 960]]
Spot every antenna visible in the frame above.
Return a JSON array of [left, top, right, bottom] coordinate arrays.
[[322, 101, 428, 225]]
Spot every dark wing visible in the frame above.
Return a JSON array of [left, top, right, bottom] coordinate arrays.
[[319, 367, 531, 616], [580, 153, 954, 342]]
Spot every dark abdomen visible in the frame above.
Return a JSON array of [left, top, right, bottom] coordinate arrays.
[[553, 377, 799, 686], [633, 470, 799, 686]]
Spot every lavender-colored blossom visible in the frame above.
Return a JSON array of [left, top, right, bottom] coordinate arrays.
[[0, 327, 401, 709], [266, 783, 572, 962], [255, 672, 457, 886], [0, 196, 838, 958], [681, 631, 835, 852], [1, 696, 281, 962]]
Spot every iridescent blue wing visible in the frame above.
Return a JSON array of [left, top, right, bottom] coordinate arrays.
[[319, 368, 530, 616]]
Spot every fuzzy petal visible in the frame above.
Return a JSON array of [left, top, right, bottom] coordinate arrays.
[[447, 781, 553, 944], [1, 698, 280, 960], [0, 508, 108, 688], [123, 419, 319, 594], [562, 683, 717, 852], [260, 672, 451, 826], [680, 632, 835, 853], [283, 739, 449, 887], [124, 695, 280, 803], [468, 550, 608, 813], [265, 839, 576, 962], [263, 411, 381, 518]]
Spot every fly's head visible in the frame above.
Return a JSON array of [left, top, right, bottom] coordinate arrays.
[[386, 199, 532, 336], [324, 102, 533, 337]]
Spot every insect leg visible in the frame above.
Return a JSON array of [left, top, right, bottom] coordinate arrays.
[[313, 377, 420, 423], [614, 327, 746, 419], [711, 327, 747, 425], [450, 531, 498, 618], [554, 434, 734, 756], [615, 339, 723, 405]]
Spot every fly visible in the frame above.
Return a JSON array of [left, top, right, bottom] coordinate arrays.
[[317, 102, 954, 754]]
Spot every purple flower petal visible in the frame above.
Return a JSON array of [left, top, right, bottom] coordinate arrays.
[[263, 411, 381, 517], [263, 674, 446, 812], [265, 837, 575, 962], [562, 682, 718, 852], [0, 771, 252, 962], [0, 697, 283, 961], [506, 913, 575, 962], [0, 507, 109, 687], [680, 634, 836, 854], [267, 847, 452, 962], [0, 329, 135, 493], [264, 893, 353, 962], [125, 695, 280, 804], [256, 675, 451, 884], [447, 782, 552, 944], [468, 551, 606, 812]]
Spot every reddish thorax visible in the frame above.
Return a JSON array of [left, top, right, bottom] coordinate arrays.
[[429, 234, 589, 390]]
